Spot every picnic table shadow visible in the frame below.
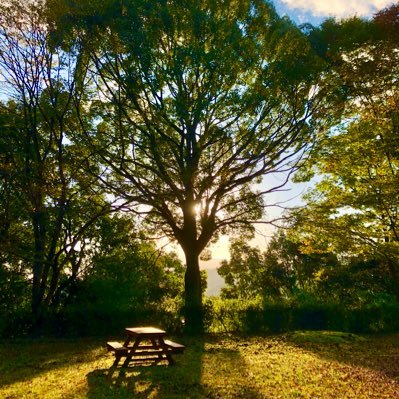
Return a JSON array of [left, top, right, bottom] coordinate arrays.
[[86, 335, 265, 399]]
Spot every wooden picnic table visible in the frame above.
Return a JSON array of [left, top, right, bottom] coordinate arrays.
[[107, 326, 185, 368]]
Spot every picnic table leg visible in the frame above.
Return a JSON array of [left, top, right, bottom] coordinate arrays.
[[150, 338, 161, 364], [158, 338, 175, 366], [122, 338, 140, 368], [112, 355, 122, 368]]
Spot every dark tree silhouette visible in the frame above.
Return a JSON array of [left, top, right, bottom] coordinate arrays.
[[49, 0, 334, 332]]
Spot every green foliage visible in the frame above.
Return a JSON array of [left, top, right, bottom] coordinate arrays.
[[315, 258, 395, 303], [45, 216, 185, 336], [219, 230, 340, 300], [0, 211, 186, 337], [0, 1, 112, 322], [291, 3, 399, 300], [218, 241, 266, 299], [207, 296, 263, 333], [1, 0, 398, 337], [216, 227, 399, 334], [206, 294, 399, 334], [0, 266, 31, 337]]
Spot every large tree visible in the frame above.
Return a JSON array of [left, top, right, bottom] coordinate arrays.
[[49, 0, 334, 332], [291, 4, 399, 299]]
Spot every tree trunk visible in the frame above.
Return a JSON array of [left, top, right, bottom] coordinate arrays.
[[31, 209, 47, 321], [183, 249, 204, 334]]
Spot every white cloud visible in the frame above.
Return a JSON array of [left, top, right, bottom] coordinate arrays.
[[280, 0, 394, 17]]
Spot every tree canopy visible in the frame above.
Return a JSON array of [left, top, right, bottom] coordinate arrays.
[[290, 3, 399, 299], [47, 0, 335, 331]]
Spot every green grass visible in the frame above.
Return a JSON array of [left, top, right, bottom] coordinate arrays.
[[286, 330, 367, 344], [1, 332, 398, 398]]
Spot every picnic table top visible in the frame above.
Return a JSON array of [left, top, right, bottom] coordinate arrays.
[[107, 326, 185, 368], [125, 326, 166, 336]]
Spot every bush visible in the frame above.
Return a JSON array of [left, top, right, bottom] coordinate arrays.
[[261, 302, 291, 333], [205, 294, 399, 334], [206, 297, 262, 332], [346, 295, 399, 333]]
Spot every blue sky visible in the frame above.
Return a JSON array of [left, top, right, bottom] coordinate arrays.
[[273, 0, 395, 25]]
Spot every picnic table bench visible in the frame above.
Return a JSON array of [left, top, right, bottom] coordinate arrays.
[[106, 326, 185, 367]]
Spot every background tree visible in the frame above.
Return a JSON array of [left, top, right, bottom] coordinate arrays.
[[0, 1, 112, 324], [291, 4, 399, 299], [48, 0, 336, 332], [218, 230, 339, 299], [62, 214, 186, 336], [218, 240, 266, 299]]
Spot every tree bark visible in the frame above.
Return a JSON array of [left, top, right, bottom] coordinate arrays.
[[31, 209, 47, 320], [179, 195, 205, 333], [183, 248, 204, 334]]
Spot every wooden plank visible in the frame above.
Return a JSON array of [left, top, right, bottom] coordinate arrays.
[[127, 344, 157, 350], [125, 327, 166, 335], [164, 339, 185, 353], [124, 357, 167, 365], [129, 349, 168, 356], [106, 341, 128, 355]]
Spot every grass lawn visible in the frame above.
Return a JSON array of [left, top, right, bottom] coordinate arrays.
[[1, 331, 398, 399]]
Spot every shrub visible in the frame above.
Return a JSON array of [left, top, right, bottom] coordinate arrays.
[[205, 294, 399, 334]]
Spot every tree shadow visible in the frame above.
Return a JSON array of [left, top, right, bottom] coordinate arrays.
[[86, 334, 265, 398]]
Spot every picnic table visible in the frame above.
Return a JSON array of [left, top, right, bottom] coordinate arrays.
[[106, 326, 185, 367]]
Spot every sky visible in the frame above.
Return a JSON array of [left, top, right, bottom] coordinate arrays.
[[274, 0, 395, 24]]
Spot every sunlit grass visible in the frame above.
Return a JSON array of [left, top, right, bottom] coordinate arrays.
[[0, 333, 398, 398]]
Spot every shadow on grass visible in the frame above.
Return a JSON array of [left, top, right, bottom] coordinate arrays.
[[86, 335, 265, 399], [284, 331, 399, 379], [0, 339, 104, 388]]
